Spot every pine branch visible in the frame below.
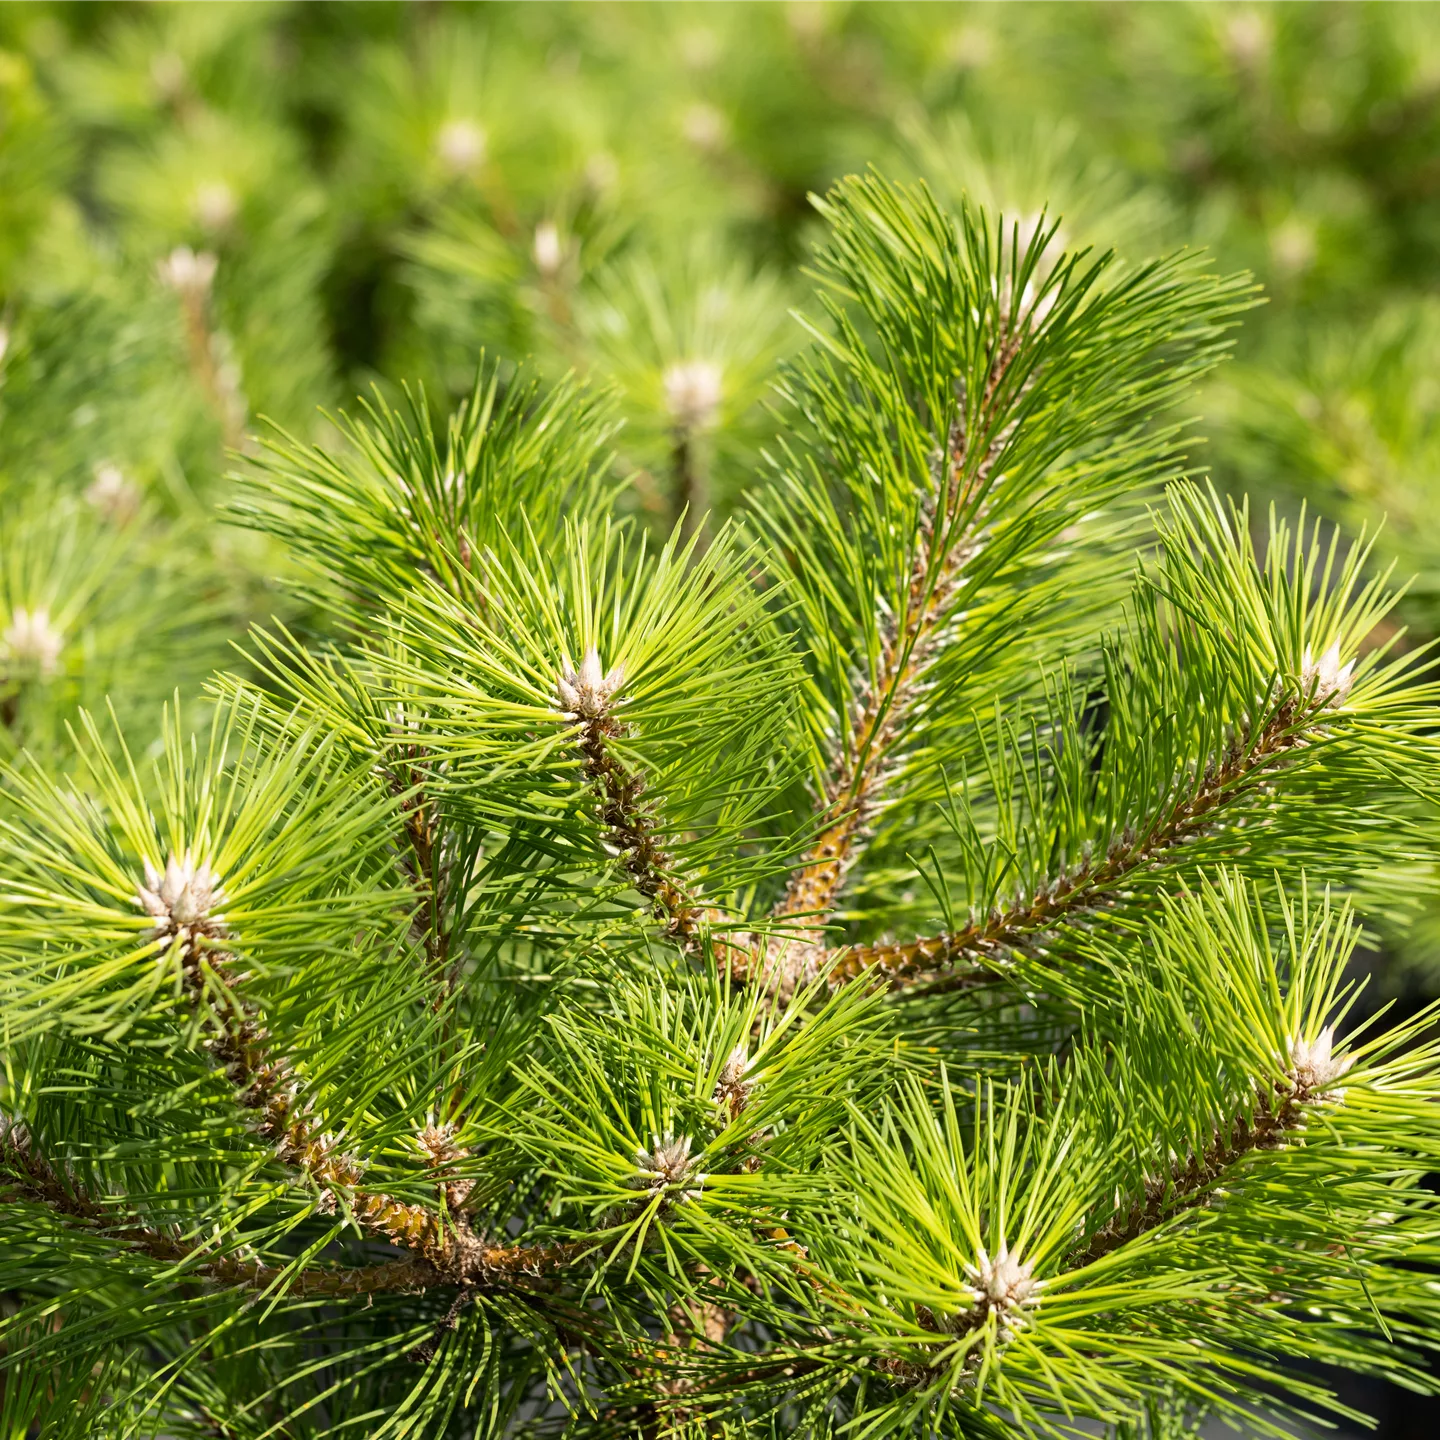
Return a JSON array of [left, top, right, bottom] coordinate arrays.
[[559, 648, 715, 956], [160, 908, 589, 1286], [174, 935, 445, 1255], [137, 871, 610, 1293], [1072, 885, 1367, 1268], [1073, 1080, 1303, 1269], [158, 248, 247, 455], [0, 1119, 433, 1297], [855, 1047, 1332, 1389], [826, 690, 1325, 992], [649, 1052, 763, 1420], [10, 150, 1439, 1435], [673, 428, 707, 541], [385, 737, 454, 1002], [2, 1116, 585, 1298], [740, 303, 1034, 1003]]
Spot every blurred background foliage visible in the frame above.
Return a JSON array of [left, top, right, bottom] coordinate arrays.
[[4, 0, 1440, 1010]]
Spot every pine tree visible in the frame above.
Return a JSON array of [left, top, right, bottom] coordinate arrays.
[[6, 170, 1440, 1436]]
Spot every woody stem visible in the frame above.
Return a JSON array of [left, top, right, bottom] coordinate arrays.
[[1074, 1076, 1320, 1267], [182, 943, 587, 1281], [674, 428, 707, 541], [176, 286, 245, 454], [830, 696, 1317, 991], [574, 710, 712, 955], [388, 757, 453, 1002], [1, 1119, 584, 1295], [738, 332, 1027, 999]]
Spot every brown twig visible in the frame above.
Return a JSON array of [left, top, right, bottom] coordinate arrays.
[[1, 1117, 584, 1298], [184, 944, 443, 1252], [565, 667, 717, 958], [161, 898, 584, 1286], [1073, 1066, 1333, 1267], [158, 249, 246, 454], [826, 695, 1317, 992], [727, 331, 1028, 1003], [387, 743, 455, 1003], [674, 429, 708, 542], [0, 1120, 431, 1296]]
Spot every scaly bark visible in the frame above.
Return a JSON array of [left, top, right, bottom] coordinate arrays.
[[1, 1118, 582, 1297], [386, 738, 455, 1002], [168, 907, 583, 1283], [1073, 1053, 1342, 1266], [560, 651, 719, 956]]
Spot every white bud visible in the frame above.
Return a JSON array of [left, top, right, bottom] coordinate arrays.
[[0, 325, 9, 366], [1270, 218, 1316, 278], [1224, 10, 1270, 69], [679, 27, 720, 70], [193, 180, 238, 233], [158, 246, 217, 297], [1, 607, 63, 680], [718, 1044, 748, 1087], [85, 462, 141, 524], [712, 1044, 753, 1113], [1287, 1026, 1353, 1103], [944, 24, 993, 70], [416, 1118, 464, 1164], [632, 1131, 706, 1204], [681, 103, 726, 152], [532, 221, 564, 277], [663, 359, 724, 433], [416, 1118, 474, 1207], [436, 118, 487, 175], [136, 851, 226, 953], [556, 648, 626, 720], [995, 215, 1066, 332], [787, 2, 827, 41], [961, 1244, 1042, 1319], [1300, 642, 1355, 708]]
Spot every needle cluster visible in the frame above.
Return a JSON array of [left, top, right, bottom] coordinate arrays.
[[3, 176, 1440, 1440]]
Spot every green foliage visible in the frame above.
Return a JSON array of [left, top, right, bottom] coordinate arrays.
[[0, 696, 405, 1042], [804, 876, 1440, 1437], [6, 5, 1440, 1436], [762, 176, 1254, 818], [238, 362, 621, 618], [3, 170, 1440, 1439]]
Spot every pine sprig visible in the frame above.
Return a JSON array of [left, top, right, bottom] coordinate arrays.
[[233, 360, 621, 623], [827, 483, 1436, 995], [733, 176, 1257, 999], [4, 173, 1440, 1437], [768, 877, 1440, 1439]]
